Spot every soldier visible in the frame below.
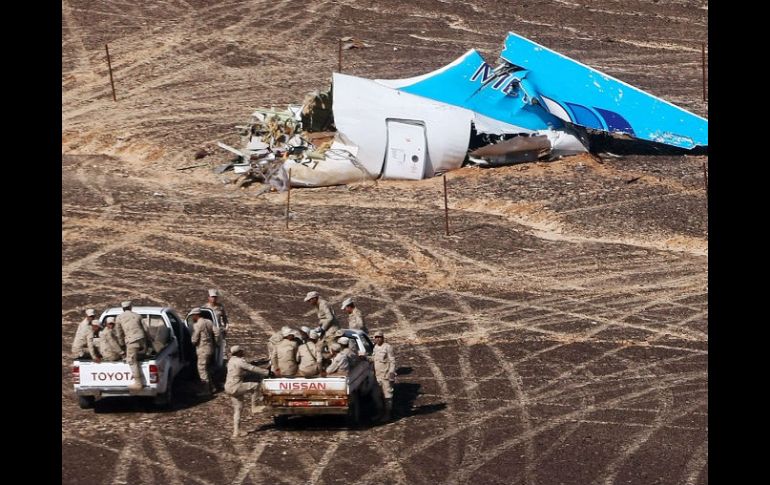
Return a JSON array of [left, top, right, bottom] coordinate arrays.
[[224, 346, 269, 439], [323, 343, 350, 376], [71, 308, 97, 359], [341, 297, 368, 334], [337, 336, 357, 364], [271, 327, 299, 377], [98, 317, 124, 362], [297, 330, 321, 377], [115, 301, 148, 392], [203, 288, 228, 330], [304, 291, 339, 347], [86, 319, 103, 363], [190, 307, 216, 396], [369, 330, 396, 422], [298, 326, 312, 343], [267, 326, 289, 372]]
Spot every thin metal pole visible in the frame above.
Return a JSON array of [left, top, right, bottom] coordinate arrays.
[[701, 42, 707, 102], [338, 39, 343, 73], [286, 169, 292, 230], [443, 174, 449, 236], [105, 44, 117, 101]]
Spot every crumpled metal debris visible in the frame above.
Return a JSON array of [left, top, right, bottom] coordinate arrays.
[[340, 37, 371, 50], [216, 88, 371, 191]]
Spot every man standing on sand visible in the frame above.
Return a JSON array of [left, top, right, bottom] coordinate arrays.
[[203, 289, 228, 329], [369, 330, 396, 422], [190, 307, 216, 396]]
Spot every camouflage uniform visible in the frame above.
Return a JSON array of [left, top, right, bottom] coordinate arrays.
[[317, 298, 339, 347], [271, 339, 299, 377], [347, 307, 367, 333], [297, 341, 321, 377], [371, 340, 396, 421], [225, 352, 269, 438], [116, 310, 148, 390], [85, 326, 102, 361], [267, 330, 283, 370], [191, 317, 216, 390], [203, 302, 228, 328], [372, 342, 396, 398], [98, 326, 124, 362], [325, 350, 350, 375], [71, 317, 93, 358]]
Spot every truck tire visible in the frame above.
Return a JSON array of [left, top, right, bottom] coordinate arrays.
[[346, 393, 361, 427], [153, 378, 174, 409], [273, 415, 289, 427], [77, 396, 95, 409]]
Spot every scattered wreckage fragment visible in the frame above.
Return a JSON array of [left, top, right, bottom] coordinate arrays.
[[216, 31, 708, 190]]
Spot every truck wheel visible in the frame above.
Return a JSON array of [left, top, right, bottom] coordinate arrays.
[[77, 396, 95, 409], [273, 415, 289, 427], [153, 378, 174, 409], [346, 393, 360, 427]]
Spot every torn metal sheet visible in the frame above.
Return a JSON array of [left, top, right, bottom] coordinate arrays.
[[498, 32, 707, 149], [333, 73, 472, 178], [470, 135, 551, 165]]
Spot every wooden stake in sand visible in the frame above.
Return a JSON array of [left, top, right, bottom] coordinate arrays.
[[702, 42, 707, 102], [338, 39, 343, 73], [286, 169, 292, 230], [443, 174, 450, 236], [105, 44, 117, 102]]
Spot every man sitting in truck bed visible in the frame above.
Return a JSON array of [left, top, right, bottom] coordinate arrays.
[[85, 319, 103, 363], [71, 308, 97, 359], [98, 317, 124, 362], [271, 327, 299, 377], [296, 329, 321, 377], [322, 342, 350, 376]]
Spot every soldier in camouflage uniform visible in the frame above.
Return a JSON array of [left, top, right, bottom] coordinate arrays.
[[85, 320, 103, 363], [190, 307, 216, 396], [98, 316, 124, 362], [369, 330, 396, 422], [225, 345, 269, 438], [71, 308, 97, 359], [341, 297, 368, 334], [304, 291, 339, 348], [271, 327, 299, 377], [115, 301, 148, 392]]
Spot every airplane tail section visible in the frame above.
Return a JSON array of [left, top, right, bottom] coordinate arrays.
[[498, 32, 707, 149]]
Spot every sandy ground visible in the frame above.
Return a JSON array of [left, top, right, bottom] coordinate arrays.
[[62, 1, 707, 484]]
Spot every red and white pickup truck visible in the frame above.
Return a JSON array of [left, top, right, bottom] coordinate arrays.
[[261, 329, 380, 426], [72, 306, 225, 410]]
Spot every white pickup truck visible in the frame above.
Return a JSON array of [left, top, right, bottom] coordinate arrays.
[[261, 329, 380, 426], [72, 306, 225, 410]]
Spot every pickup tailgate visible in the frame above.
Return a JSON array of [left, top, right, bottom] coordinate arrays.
[[262, 378, 348, 414], [76, 361, 155, 390]]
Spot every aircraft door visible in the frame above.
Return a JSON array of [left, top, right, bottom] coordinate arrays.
[[383, 120, 427, 180]]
